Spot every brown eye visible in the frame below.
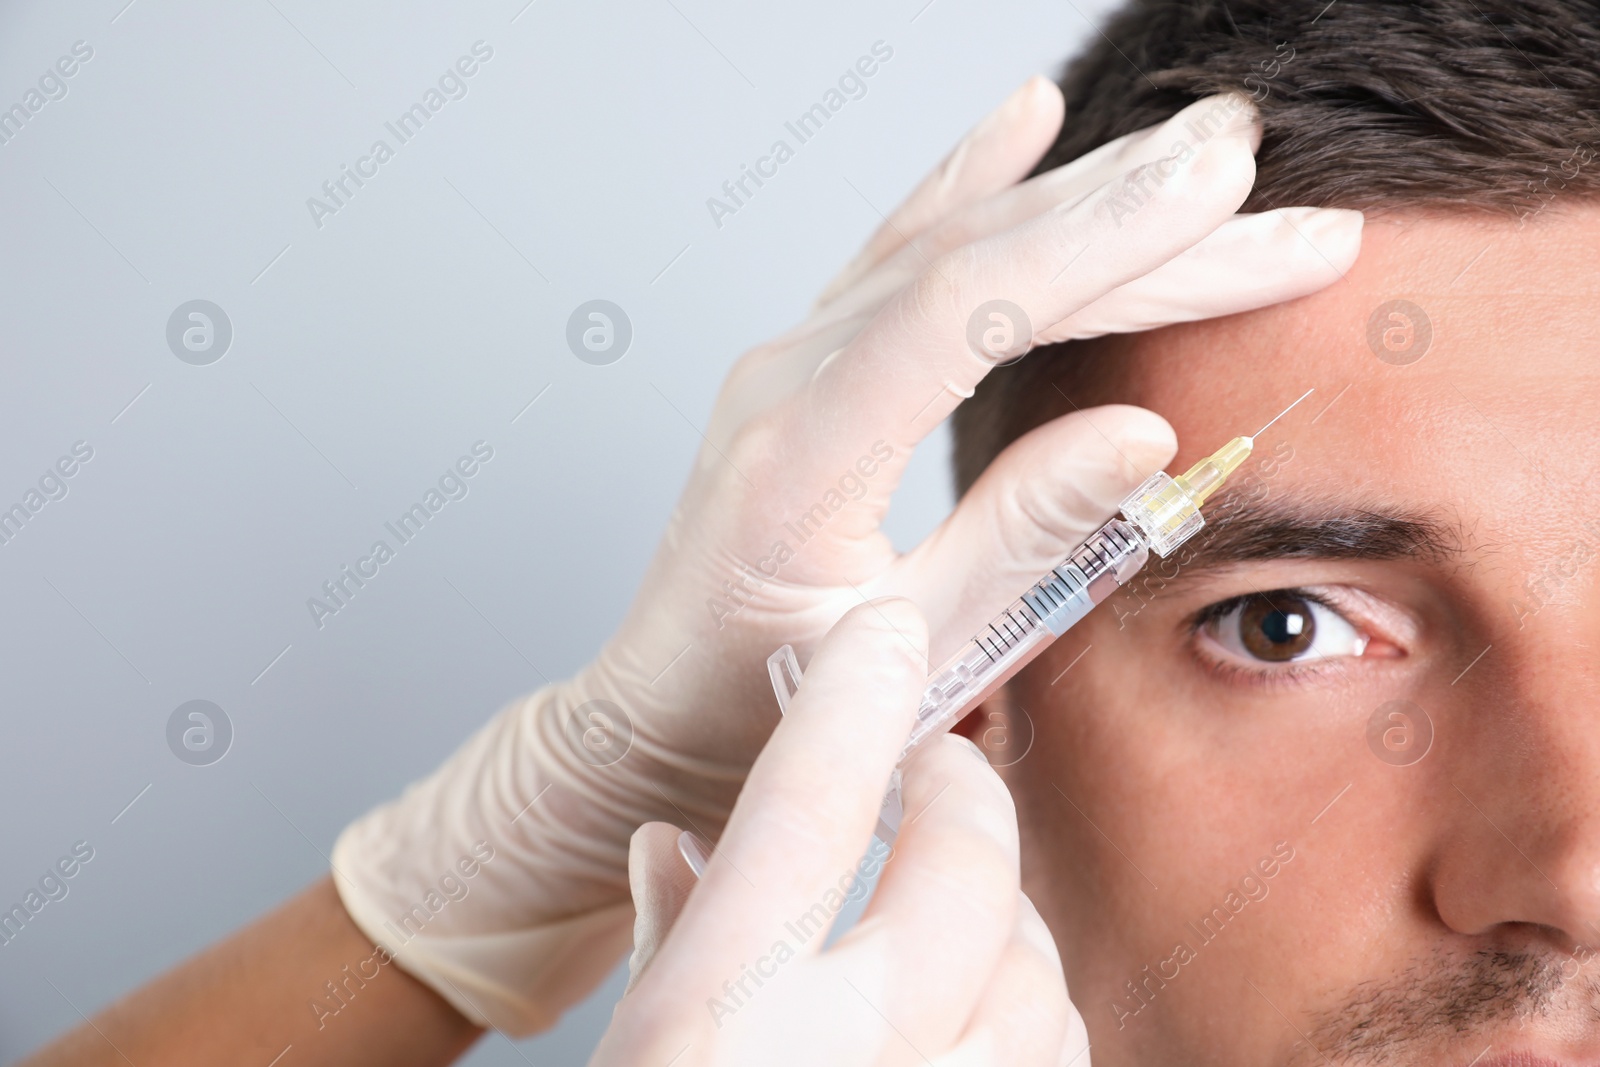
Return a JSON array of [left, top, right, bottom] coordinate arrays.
[[1237, 595, 1316, 662], [1199, 589, 1370, 671]]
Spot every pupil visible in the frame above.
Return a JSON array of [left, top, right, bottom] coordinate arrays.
[[1262, 611, 1300, 642], [1240, 596, 1315, 662]]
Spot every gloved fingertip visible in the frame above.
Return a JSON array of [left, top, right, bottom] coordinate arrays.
[[1274, 206, 1364, 278], [1015, 74, 1065, 125], [982, 75, 1056, 137], [945, 732, 990, 763], [1102, 405, 1179, 473], [1283, 202, 1361, 234], [1245, 114, 1265, 156], [840, 596, 930, 663], [1325, 205, 1366, 229], [678, 830, 711, 879], [1173, 92, 1262, 153], [1309, 206, 1365, 248], [1216, 92, 1262, 148]]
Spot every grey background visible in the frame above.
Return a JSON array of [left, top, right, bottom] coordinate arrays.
[[0, 0, 1114, 1062]]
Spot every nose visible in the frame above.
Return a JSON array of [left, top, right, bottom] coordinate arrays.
[[1430, 607, 1600, 951]]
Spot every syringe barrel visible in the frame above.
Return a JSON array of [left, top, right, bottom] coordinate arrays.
[[899, 518, 1148, 761]]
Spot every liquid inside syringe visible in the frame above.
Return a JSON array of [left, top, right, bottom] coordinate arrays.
[[900, 515, 1147, 758]]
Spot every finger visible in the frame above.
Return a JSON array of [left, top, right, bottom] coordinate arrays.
[[828, 733, 1020, 1052], [811, 93, 1265, 331], [941, 893, 1080, 1067], [624, 822, 699, 994], [797, 205, 1358, 446], [637, 599, 928, 996], [771, 95, 1259, 522], [816, 76, 1065, 307], [1045, 205, 1363, 342], [885, 405, 1176, 661]]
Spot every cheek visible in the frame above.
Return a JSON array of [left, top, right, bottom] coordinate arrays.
[[1016, 621, 1252, 835], [1004, 633, 1196, 957], [1001, 629, 1292, 980], [1007, 610, 1438, 1060]]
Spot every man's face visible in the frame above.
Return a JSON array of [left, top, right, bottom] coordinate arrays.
[[994, 208, 1600, 1065]]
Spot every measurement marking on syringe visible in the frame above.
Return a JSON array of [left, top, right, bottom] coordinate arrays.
[[980, 608, 1031, 660]]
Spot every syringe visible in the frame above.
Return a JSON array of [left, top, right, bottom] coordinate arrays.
[[679, 398, 1317, 871], [889, 431, 1260, 763], [767, 392, 1312, 776]]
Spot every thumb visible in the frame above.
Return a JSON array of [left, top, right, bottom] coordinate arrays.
[[624, 822, 702, 993], [887, 404, 1177, 662]]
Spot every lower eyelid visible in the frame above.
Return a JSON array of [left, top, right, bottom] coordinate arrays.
[[1191, 653, 1354, 692]]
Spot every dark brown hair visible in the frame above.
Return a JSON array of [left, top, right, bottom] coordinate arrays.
[[952, 0, 1600, 493]]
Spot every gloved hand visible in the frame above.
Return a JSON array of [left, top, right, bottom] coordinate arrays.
[[332, 76, 1363, 1035], [598, 600, 1090, 1066]]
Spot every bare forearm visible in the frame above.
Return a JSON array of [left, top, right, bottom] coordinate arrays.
[[19, 876, 482, 1067]]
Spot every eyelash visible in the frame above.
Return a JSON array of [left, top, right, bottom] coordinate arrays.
[[1188, 588, 1369, 689]]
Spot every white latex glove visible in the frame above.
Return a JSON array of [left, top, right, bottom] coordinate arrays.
[[597, 600, 1089, 1067], [332, 77, 1364, 1035]]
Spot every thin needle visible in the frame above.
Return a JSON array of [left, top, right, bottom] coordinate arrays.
[[1249, 388, 1315, 440]]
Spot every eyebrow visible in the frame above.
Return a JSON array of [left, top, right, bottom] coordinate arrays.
[[1173, 496, 1463, 571]]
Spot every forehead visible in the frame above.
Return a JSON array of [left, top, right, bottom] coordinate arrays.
[[1080, 209, 1600, 565]]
